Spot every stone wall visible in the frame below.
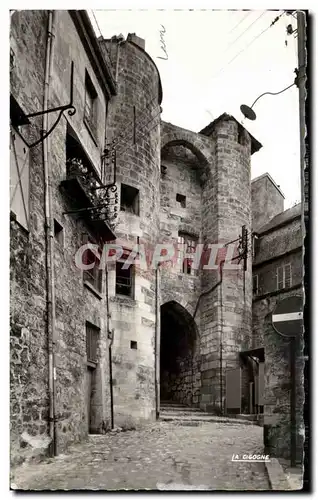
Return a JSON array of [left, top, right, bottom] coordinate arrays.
[[252, 209, 304, 462], [251, 174, 285, 231], [10, 10, 115, 464], [10, 10, 51, 465], [253, 289, 304, 462], [199, 118, 253, 412], [101, 36, 162, 426]]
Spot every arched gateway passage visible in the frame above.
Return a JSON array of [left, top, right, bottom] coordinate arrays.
[[160, 301, 199, 407]]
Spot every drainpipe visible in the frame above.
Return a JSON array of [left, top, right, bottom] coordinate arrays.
[[43, 10, 57, 456], [219, 261, 224, 415], [105, 262, 114, 429], [155, 263, 161, 419]]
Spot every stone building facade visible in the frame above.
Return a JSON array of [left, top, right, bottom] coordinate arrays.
[[10, 10, 303, 465], [251, 174, 304, 463], [10, 10, 117, 463]]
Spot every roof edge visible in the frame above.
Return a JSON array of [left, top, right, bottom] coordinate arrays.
[[199, 112, 262, 155], [252, 172, 285, 199], [70, 10, 117, 98]]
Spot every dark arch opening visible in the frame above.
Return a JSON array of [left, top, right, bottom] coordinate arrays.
[[160, 301, 199, 407], [161, 140, 210, 185]]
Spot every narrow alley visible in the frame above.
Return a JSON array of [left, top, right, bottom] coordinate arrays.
[[12, 419, 270, 491]]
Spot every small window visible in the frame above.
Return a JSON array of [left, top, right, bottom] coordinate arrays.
[[84, 70, 97, 136], [86, 322, 100, 364], [120, 184, 139, 215], [252, 234, 258, 259], [82, 236, 103, 293], [54, 219, 64, 246], [238, 125, 245, 145], [277, 263, 292, 290], [252, 275, 259, 295], [116, 252, 134, 297], [161, 165, 167, 177], [130, 341, 137, 350], [176, 193, 186, 208], [10, 127, 30, 231], [178, 232, 198, 275]]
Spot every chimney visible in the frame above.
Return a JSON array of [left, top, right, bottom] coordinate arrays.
[[251, 173, 285, 231], [127, 33, 145, 50]]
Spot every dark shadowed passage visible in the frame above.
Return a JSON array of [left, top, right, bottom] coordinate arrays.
[[160, 301, 199, 406]]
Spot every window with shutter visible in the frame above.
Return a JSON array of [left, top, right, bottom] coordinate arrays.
[[277, 266, 284, 290], [284, 263, 292, 288], [82, 233, 103, 293], [84, 70, 97, 137], [116, 250, 134, 298], [10, 127, 30, 231], [86, 322, 99, 365], [276, 263, 292, 290]]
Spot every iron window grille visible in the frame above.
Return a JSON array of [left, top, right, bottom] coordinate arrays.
[[178, 232, 198, 275]]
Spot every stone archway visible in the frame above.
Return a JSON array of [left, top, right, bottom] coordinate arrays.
[[160, 301, 200, 407], [160, 121, 213, 185], [161, 121, 213, 166]]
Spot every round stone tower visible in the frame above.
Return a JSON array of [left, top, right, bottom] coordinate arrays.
[[198, 114, 261, 413], [101, 34, 162, 426]]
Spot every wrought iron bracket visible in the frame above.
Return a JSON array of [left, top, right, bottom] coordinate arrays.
[[16, 62, 76, 149]]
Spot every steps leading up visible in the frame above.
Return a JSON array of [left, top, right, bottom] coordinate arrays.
[[159, 401, 261, 426]]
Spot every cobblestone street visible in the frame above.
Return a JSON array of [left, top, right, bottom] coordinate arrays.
[[11, 420, 270, 491]]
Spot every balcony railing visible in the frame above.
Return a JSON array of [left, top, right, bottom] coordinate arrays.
[[61, 156, 118, 240]]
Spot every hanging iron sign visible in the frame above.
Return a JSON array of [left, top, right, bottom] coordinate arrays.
[[272, 295, 303, 337]]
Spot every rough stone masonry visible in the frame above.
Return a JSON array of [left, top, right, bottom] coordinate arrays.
[[10, 10, 303, 469]]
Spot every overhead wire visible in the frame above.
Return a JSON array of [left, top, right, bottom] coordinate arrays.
[[227, 10, 252, 35], [211, 11, 286, 81], [224, 11, 267, 54]]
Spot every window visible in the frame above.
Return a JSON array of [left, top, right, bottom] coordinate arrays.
[[82, 235, 103, 293], [238, 125, 246, 145], [176, 193, 186, 208], [120, 184, 139, 215], [161, 165, 167, 177], [252, 234, 258, 259], [178, 232, 198, 275], [84, 70, 97, 136], [277, 263, 292, 290], [116, 251, 134, 297], [252, 275, 259, 295], [86, 322, 99, 365], [10, 127, 30, 231], [130, 341, 137, 350], [54, 219, 64, 246]]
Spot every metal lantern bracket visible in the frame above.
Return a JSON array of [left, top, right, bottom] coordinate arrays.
[[13, 62, 76, 149]]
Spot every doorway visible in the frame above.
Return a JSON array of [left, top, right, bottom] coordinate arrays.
[[160, 301, 199, 406]]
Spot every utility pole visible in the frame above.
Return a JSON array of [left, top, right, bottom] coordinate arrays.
[[296, 11, 307, 232]]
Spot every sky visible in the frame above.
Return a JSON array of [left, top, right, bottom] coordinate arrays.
[[90, 9, 301, 209]]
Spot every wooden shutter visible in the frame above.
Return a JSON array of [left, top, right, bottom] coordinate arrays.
[[277, 266, 284, 290], [10, 128, 30, 230], [284, 263, 292, 288]]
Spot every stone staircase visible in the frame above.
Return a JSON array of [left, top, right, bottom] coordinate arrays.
[[160, 401, 261, 426]]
